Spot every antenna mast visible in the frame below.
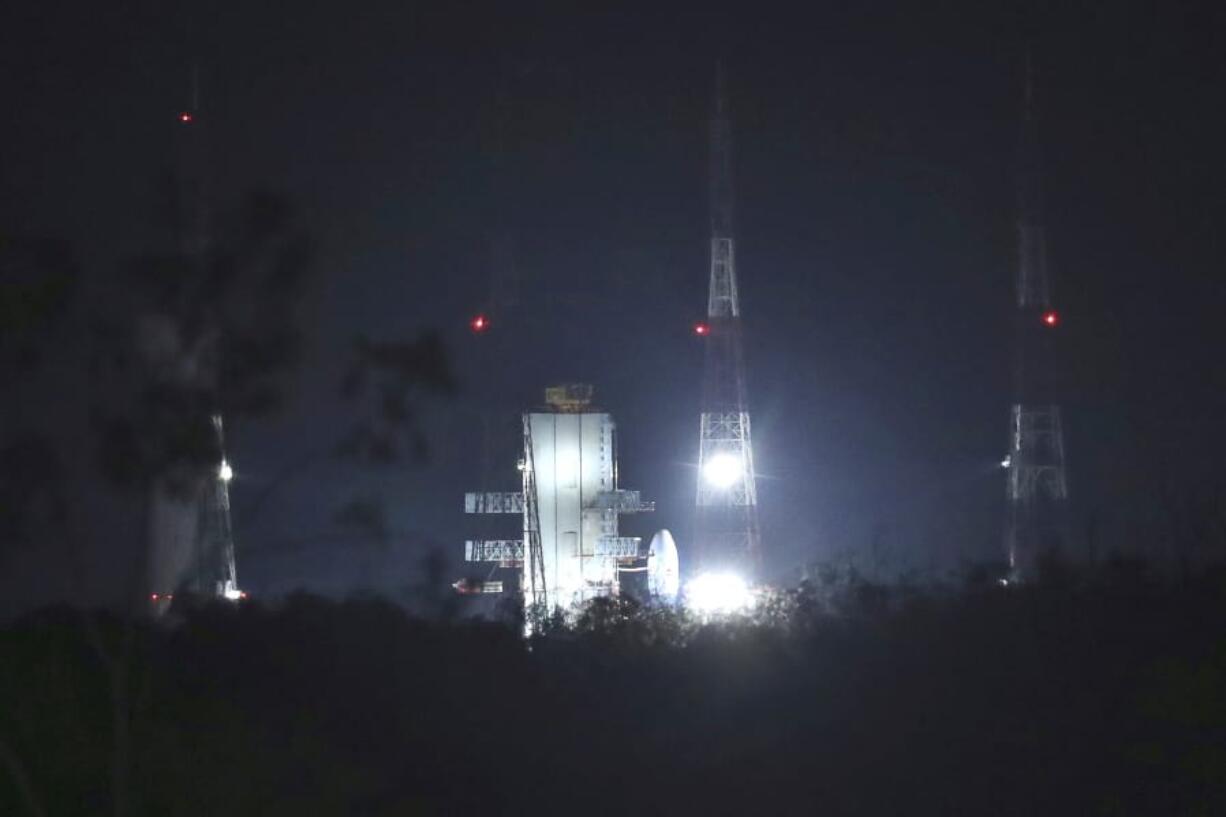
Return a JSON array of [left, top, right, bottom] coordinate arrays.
[[150, 64, 244, 607], [694, 64, 761, 577], [1003, 51, 1069, 580]]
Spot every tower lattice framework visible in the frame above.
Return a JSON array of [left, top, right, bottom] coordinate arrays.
[[150, 68, 242, 605], [201, 414, 240, 598], [694, 66, 760, 577], [1004, 56, 1068, 580]]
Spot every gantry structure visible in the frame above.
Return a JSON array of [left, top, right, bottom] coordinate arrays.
[[694, 65, 761, 578], [148, 69, 243, 608], [463, 385, 654, 623], [1003, 55, 1069, 580]]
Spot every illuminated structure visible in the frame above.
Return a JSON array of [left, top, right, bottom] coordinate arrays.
[[694, 66, 760, 577], [463, 385, 654, 618], [645, 530, 680, 603], [147, 72, 243, 609], [1003, 56, 1069, 580], [150, 415, 242, 604], [202, 415, 242, 601]]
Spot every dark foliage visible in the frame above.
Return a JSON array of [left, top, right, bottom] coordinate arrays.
[[89, 192, 314, 491], [336, 331, 457, 466], [0, 236, 77, 553], [3, 567, 1226, 816]]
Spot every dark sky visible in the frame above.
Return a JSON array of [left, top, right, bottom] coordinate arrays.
[[4, 1, 1226, 607]]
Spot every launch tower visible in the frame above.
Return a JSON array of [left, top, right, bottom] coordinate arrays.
[[464, 386, 654, 619], [694, 66, 760, 577], [148, 72, 243, 608], [1003, 56, 1069, 580]]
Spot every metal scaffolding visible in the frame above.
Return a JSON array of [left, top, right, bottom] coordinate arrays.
[[1003, 54, 1069, 580], [521, 413, 548, 614], [694, 64, 761, 577], [201, 414, 241, 599]]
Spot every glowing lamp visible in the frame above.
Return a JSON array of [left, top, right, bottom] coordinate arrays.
[[178, 111, 193, 124], [694, 322, 709, 336], [702, 453, 742, 489], [685, 572, 753, 616], [470, 314, 489, 333], [1042, 310, 1059, 327], [218, 460, 233, 482]]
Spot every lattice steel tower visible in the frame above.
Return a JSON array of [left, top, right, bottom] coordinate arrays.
[[694, 66, 760, 576], [149, 68, 243, 607], [1003, 55, 1068, 580], [201, 414, 241, 600]]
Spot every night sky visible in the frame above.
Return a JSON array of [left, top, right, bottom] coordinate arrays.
[[4, 1, 1226, 609]]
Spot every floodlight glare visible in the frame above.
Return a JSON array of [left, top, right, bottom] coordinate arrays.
[[685, 571, 753, 616], [702, 453, 742, 489], [218, 460, 234, 482]]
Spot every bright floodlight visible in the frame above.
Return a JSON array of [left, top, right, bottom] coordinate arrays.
[[685, 572, 752, 616], [702, 453, 742, 489], [218, 460, 234, 482]]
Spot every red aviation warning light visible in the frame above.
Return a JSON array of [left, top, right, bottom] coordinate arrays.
[[694, 322, 710, 337], [178, 111, 194, 124], [469, 314, 489, 334], [1042, 310, 1059, 327]]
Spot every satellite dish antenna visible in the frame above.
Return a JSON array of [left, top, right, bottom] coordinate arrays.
[[647, 530, 680, 603]]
